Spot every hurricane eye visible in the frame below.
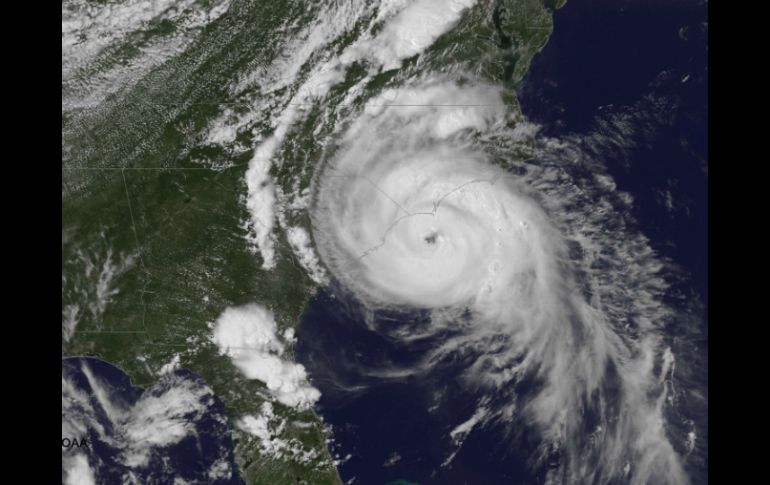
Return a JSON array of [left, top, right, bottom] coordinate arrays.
[[424, 232, 438, 245]]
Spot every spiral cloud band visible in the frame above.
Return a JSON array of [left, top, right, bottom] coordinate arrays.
[[313, 82, 562, 311], [311, 79, 689, 484]]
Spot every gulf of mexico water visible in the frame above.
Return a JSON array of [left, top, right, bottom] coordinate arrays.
[[61, 357, 244, 485]]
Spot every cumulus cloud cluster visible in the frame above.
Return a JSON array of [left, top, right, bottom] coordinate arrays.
[[210, 303, 320, 409], [62, 453, 96, 485], [61, 242, 136, 342], [286, 226, 328, 285], [236, 401, 321, 464]]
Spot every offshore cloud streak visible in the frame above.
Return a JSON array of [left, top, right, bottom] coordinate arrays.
[[311, 78, 688, 484]]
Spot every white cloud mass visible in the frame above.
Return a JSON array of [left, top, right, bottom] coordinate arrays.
[[310, 78, 690, 484], [63, 453, 96, 485], [61, 360, 224, 482], [211, 303, 320, 409]]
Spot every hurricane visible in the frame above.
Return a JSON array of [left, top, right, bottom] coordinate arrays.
[[310, 78, 689, 484], [61, 0, 705, 482]]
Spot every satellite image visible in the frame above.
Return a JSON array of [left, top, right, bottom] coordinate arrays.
[[62, 0, 708, 484]]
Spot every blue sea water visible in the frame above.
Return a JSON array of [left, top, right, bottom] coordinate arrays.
[[518, 0, 708, 304], [62, 0, 708, 482], [297, 296, 550, 484], [61, 357, 243, 485], [296, 0, 708, 484]]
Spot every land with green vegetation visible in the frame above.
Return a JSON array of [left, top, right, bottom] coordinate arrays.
[[62, 0, 562, 482]]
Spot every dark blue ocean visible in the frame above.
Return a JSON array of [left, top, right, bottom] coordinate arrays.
[[296, 0, 708, 484], [61, 357, 244, 485], [518, 0, 708, 304]]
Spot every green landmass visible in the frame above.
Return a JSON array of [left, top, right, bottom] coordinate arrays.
[[62, 0, 561, 483]]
